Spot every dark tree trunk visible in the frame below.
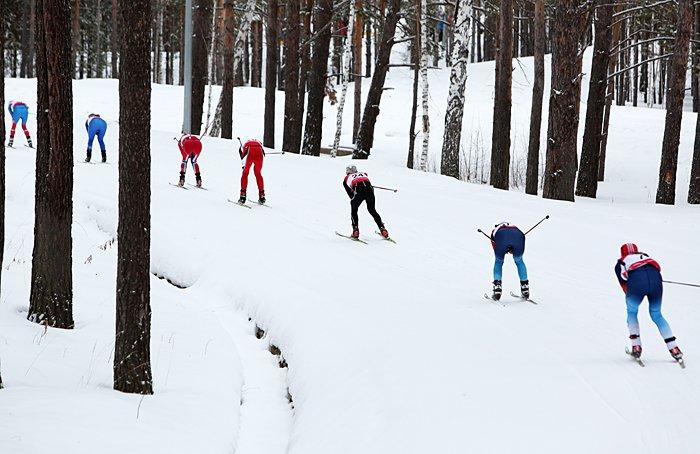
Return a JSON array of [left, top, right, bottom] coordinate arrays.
[[112, 0, 119, 77], [296, 0, 314, 151], [689, 108, 700, 202], [221, 0, 235, 139], [542, 0, 585, 202], [693, 5, 699, 112], [575, 1, 613, 198], [656, 0, 693, 205], [191, 0, 213, 134], [0, 0, 6, 363], [365, 13, 372, 77], [484, 7, 496, 61], [115, 0, 154, 395], [72, 0, 80, 76], [301, 0, 334, 156], [355, 0, 402, 158], [29, 0, 74, 329], [251, 20, 263, 87], [20, 0, 36, 78], [282, 0, 300, 153], [490, 0, 513, 190], [407, 0, 420, 168], [353, 0, 363, 141], [598, 4, 621, 182], [264, 0, 279, 148], [525, 0, 544, 195]]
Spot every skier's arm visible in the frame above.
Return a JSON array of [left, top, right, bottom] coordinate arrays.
[[614, 261, 627, 293], [343, 177, 353, 198], [7, 103, 12, 116]]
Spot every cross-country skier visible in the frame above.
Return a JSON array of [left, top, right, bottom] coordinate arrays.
[[615, 243, 683, 361], [177, 133, 203, 187], [7, 100, 33, 148], [343, 165, 388, 239], [85, 113, 108, 162], [238, 139, 265, 204], [489, 222, 529, 300]]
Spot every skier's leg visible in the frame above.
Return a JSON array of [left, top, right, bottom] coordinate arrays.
[[253, 155, 264, 193], [240, 159, 253, 192], [365, 188, 384, 228], [625, 293, 643, 346], [97, 129, 107, 153], [8, 122, 17, 145], [646, 270, 677, 349], [513, 256, 528, 281], [350, 194, 362, 230]]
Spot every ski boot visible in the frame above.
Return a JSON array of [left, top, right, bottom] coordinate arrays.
[[670, 346, 683, 361], [195, 172, 202, 188], [101, 150, 107, 163], [630, 345, 642, 359], [27, 137, 34, 148], [351, 228, 360, 239], [492, 280, 503, 301], [520, 280, 530, 299], [258, 190, 266, 204], [85, 149, 92, 163], [178, 171, 186, 187], [238, 190, 247, 204], [379, 226, 389, 239], [7, 138, 13, 148]]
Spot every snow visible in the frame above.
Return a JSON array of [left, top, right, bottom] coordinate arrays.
[[1, 46, 699, 453]]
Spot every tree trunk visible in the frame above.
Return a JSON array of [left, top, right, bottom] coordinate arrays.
[[331, 0, 356, 156], [221, 0, 235, 139], [407, 2, 420, 169], [365, 12, 372, 77], [191, 0, 213, 135], [96, 0, 104, 77], [688, 108, 700, 202], [282, 0, 301, 153], [301, 0, 334, 156], [441, 0, 471, 179], [264, 0, 279, 147], [355, 0, 402, 158], [72, 0, 80, 77], [484, 7, 496, 61], [525, 0, 544, 195], [154, 0, 163, 83], [693, 5, 699, 112], [542, 0, 585, 201], [296, 0, 314, 151], [21, 0, 37, 77], [251, 20, 263, 87], [111, 0, 119, 77], [417, 0, 431, 171], [598, 3, 621, 182], [353, 0, 363, 140], [575, 1, 613, 198], [490, 0, 513, 190], [29, 0, 74, 329], [115, 0, 154, 395], [0, 0, 6, 372], [656, 0, 694, 205]]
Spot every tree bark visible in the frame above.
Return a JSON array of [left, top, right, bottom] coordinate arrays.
[[490, 0, 513, 190], [355, 0, 402, 158], [441, 0, 471, 179], [417, 0, 431, 171], [72, 0, 80, 77], [331, 0, 356, 156], [264, 0, 279, 147], [21, 0, 37, 77], [688, 108, 700, 202], [111, 0, 119, 77], [656, 0, 693, 205], [283, 0, 301, 153], [115, 0, 154, 395], [251, 20, 263, 87], [407, 1, 420, 168], [221, 0, 235, 139], [296, 0, 314, 151], [0, 0, 6, 357], [301, 0, 334, 156], [191, 0, 213, 135], [29, 0, 74, 329], [525, 0, 544, 195], [542, 0, 586, 201], [353, 0, 363, 141], [96, 0, 104, 77], [575, 1, 613, 198]]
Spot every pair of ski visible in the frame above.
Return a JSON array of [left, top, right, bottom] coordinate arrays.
[[169, 182, 206, 190], [335, 231, 396, 244], [625, 348, 685, 369], [484, 292, 538, 306], [227, 199, 269, 209]]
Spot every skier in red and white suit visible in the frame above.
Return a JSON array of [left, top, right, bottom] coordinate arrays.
[[177, 134, 203, 187], [238, 139, 265, 204]]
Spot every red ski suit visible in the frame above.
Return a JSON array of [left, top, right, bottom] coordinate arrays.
[[240, 140, 265, 193], [178, 134, 202, 174]]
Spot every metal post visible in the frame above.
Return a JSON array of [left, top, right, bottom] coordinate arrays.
[[182, 0, 193, 134]]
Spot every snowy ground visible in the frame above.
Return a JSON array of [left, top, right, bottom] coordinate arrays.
[[1, 47, 699, 453]]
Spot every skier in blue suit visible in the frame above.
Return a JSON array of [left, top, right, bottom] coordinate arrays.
[[7, 100, 33, 148], [489, 222, 528, 300], [85, 113, 108, 163]]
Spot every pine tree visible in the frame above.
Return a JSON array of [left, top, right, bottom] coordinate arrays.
[[115, 0, 154, 395], [221, 0, 236, 139], [264, 0, 279, 147], [417, 0, 431, 171], [191, 0, 213, 134], [353, 0, 363, 140], [1, 0, 7, 391], [283, 0, 301, 153], [331, 0, 356, 156], [525, 0, 544, 195], [656, 0, 694, 205], [28, 0, 75, 329], [490, 0, 513, 190], [441, 0, 472, 179], [301, 0, 334, 156], [688, 108, 700, 203]]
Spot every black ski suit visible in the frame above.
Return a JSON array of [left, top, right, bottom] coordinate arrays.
[[344, 173, 384, 230]]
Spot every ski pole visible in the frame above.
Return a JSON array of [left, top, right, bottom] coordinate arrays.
[[476, 229, 492, 241], [374, 186, 398, 193], [663, 280, 700, 289], [265, 151, 285, 155], [524, 215, 550, 235]]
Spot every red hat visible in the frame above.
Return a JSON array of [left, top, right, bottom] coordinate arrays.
[[620, 243, 639, 258]]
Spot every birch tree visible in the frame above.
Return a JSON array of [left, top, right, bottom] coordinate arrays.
[[440, 0, 472, 179], [331, 0, 356, 157], [417, 0, 431, 171]]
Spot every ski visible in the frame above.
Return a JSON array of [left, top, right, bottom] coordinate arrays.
[[169, 182, 189, 190], [375, 231, 396, 243], [483, 293, 506, 307], [227, 199, 252, 209], [674, 357, 686, 369], [509, 291, 538, 305], [625, 348, 645, 367], [186, 184, 207, 190], [335, 231, 368, 244]]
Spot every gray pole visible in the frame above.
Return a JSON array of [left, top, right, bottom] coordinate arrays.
[[182, 0, 193, 134]]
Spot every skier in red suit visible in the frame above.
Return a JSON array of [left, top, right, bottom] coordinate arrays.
[[239, 139, 265, 204], [177, 134, 203, 187]]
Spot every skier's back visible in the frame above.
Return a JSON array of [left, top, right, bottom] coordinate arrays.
[[343, 165, 388, 239], [489, 222, 529, 300]]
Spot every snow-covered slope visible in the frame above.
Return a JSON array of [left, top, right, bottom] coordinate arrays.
[[1, 50, 699, 453]]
